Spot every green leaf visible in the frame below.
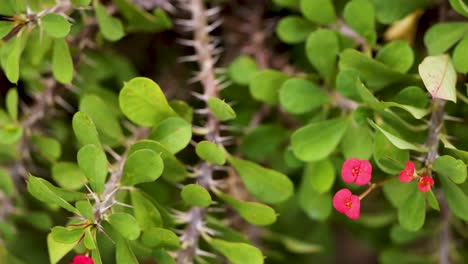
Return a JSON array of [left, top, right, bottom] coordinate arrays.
[[51, 226, 84, 244], [291, 118, 349, 161], [149, 117, 191, 154], [303, 159, 335, 194], [305, 29, 339, 83], [439, 175, 468, 221], [119, 77, 176, 127], [116, 237, 139, 264], [76, 200, 94, 221], [0, 116, 22, 144], [72, 0, 92, 6], [383, 180, 416, 208], [228, 56, 258, 85], [373, 0, 429, 24], [131, 190, 163, 229], [107, 213, 141, 240], [276, 16, 315, 44], [77, 144, 108, 194], [423, 22, 468, 55], [152, 249, 175, 264], [425, 190, 440, 211], [418, 54, 457, 102], [0, 22, 13, 39], [94, 1, 125, 41], [368, 120, 427, 152], [47, 233, 77, 264], [27, 176, 80, 214], [141, 227, 180, 249], [336, 69, 361, 100], [5, 88, 18, 121], [298, 170, 332, 221], [398, 188, 426, 231], [341, 123, 373, 160], [181, 184, 212, 208], [80, 95, 123, 147], [83, 228, 96, 250], [279, 78, 329, 114], [449, 0, 468, 17], [128, 140, 187, 182], [52, 162, 87, 190], [5, 36, 21, 83], [195, 141, 226, 165], [52, 38, 73, 84], [40, 13, 71, 38], [300, 0, 336, 24], [376, 40, 414, 73], [121, 149, 164, 186], [113, 0, 172, 32], [72, 111, 101, 147], [169, 100, 193, 123], [207, 97, 237, 121], [343, 0, 376, 45], [373, 129, 409, 174], [433, 155, 467, 184], [453, 36, 468, 73], [249, 70, 288, 104], [228, 157, 294, 204], [218, 193, 277, 226], [209, 239, 264, 264], [240, 124, 288, 162], [339, 49, 408, 90], [30, 135, 62, 161], [390, 225, 427, 244], [0, 169, 14, 196]]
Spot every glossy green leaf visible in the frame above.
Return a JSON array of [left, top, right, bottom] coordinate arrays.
[[80, 94, 123, 147], [449, 0, 468, 17], [116, 237, 139, 264], [276, 16, 315, 44], [52, 162, 87, 190], [72, 0, 92, 6], [240, 124, 288, 162], [439, 175, 468, 221], [181, 184, 212, 208], [27, 176, 80, 214], [152, 249, 175, 264], [305, 29, 339, 83], [5, 36, 21, 83], [228, 56, 258, 85], [107, 213, 141, 240], [30, 135, 61, 161], [5, 88, 18, 121], [368, 120, 427, 152], [425, 190, 440, 211], [83, 228, 96, 250], [418, 54, 457, 102], [169, 100, 193, 123], [149, 117, 191, 153], [279, 78, 329, 114], [141, 227, 180, 249], [0, 22, 13, 39], [131, 190, 163, 230], [76, 200, 94, 221], [291, 118, 349, 161], [51, 226, 84, 244], [119, 77, 176, 127], [343, 0, 376, 45], [113, 0, 172, 32], [453, 36, 468, 73], [228, 157, 293, 204], [94, 1, 125, 41], [72, 111, 101, 147], [52, 38, 73, 84], [373, 0, 429, 24], [383, 180, 416, 208], [0, 168, 13, 196], [121, 149, 163, 186], [77, 144, 108, 194], [423, 22, 468, 55], [298, 170, 332, 221], [433, 155, 467, 184], [300, 0, 336, 24], [40, 13, 71, 38], [341, 123, 373, 160], [219, 193, 277, 226], [398, 188, 426, 231], [207, 97, 237, 121], [249, 70, 288, 104], [376, 40, 414, 73], [373, 128, 409, 174], [209, 239, 264, 264], [195, 141, 226, 165], [390, 225, 427, 244], [303, 159, 335, 194], [47, 234, 77, 264]]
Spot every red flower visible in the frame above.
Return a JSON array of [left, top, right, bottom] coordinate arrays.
[[72, 255, 94, 264], [341, 158, 372, 186], [399, 161, 415, 182], [332, 188, 361, 220], [418, 176, 434, 192]]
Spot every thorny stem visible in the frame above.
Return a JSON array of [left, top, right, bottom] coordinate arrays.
[[177, 0, 222, 263]]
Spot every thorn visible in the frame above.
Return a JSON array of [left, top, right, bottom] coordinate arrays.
[[206, 19, 223, 33], [176, 38, 196, 46], [104, 146, 122, 161], [219, 81, 232, 90], [194, 108, 210, 115], [96, 223, 115, 244], [178, 54, 200, 63], [196, 249, 217, 258], [191, 92, 207, 101], [205, 6, 222, 17], [113, 201, 133, 208], [175, 19, 195, 28], [54, 96, 74, 113]]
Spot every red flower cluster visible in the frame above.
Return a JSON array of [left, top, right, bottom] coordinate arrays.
[[398, 161, 434, 193], [72, 255, 94, 264], [333, 158, 373, 220]]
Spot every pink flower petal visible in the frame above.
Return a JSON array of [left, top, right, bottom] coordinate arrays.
[[333, 188, 352, 213], [418, 176, 434, 192], [355, 160, 372, 186], [72, 255, 94, 264], [345, 195, 361, 220], [341, 158, 360, 184]]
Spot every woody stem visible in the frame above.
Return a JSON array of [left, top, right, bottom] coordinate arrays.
[[358, 177, 396, 200]]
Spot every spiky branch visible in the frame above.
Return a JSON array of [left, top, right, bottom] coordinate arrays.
[[176, 0, 224, 263]]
